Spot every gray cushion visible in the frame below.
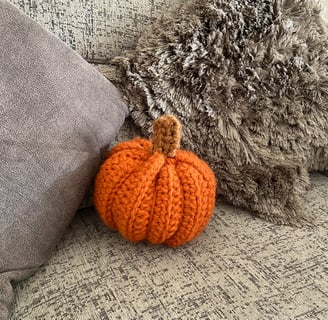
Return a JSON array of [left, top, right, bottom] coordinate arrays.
[[0, 1, 128, 318], [10, 174, 328, 319]]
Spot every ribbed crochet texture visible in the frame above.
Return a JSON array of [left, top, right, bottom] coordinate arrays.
[[94, 115, 216, 247]]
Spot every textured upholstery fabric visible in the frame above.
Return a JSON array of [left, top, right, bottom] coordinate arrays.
[[9, 0, 182, 63], [10, 173, 328, 319], [0, 1, 128, 318], [322, 0, 328, 17], [7, 0, 328, 64]]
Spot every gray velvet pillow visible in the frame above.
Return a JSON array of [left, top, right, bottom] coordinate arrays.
[[0, 1, 128, 318]]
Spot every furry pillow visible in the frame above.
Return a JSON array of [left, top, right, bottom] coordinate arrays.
[[98, 0, 328, 225]]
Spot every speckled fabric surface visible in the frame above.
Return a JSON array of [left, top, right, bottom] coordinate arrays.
[[10, 173, 328, 320], [7, 0, 328, 66], [8, 0, 182, 63]]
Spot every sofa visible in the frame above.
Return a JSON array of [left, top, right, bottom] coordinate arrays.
[[2, 0, 328, 319]]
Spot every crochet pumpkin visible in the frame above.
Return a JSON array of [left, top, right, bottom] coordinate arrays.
[[94, 115, 216, 247]]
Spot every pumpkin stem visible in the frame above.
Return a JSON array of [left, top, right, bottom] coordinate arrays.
[[152, 115, 181, 157]]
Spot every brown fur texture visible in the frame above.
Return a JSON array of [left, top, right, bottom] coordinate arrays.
[[97, 0, 328, 225]]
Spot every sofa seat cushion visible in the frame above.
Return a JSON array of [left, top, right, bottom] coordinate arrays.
[[11, 173, 328, 319]]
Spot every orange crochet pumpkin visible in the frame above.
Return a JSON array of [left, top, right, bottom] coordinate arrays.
[[94, 115, 216, 247]]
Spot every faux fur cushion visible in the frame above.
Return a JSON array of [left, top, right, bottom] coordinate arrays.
[[98, 0, 328, 225]]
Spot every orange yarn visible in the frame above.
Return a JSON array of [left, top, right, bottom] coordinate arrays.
[[93, 115, 216, 247]]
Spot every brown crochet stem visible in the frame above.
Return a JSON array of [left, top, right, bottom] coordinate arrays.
[[152, 115, 182, 157]]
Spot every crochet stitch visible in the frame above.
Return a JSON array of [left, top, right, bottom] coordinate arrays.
[[94, 115, 216, 247]]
